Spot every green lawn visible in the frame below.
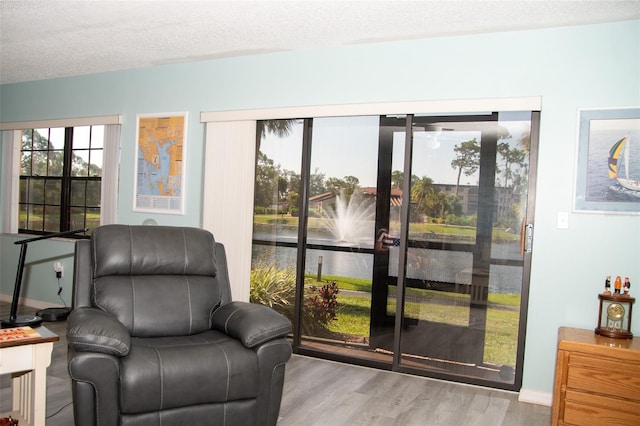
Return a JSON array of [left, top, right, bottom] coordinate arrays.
[[253, 220, 523, 367], [307, 275, 520, 366], [19, 212, 100, 231], [309, 274, 521, 307], [327, 295, 371, 337]]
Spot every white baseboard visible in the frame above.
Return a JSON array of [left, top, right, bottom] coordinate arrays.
[[519, 388, 552, 406], [0, 293, 63, 310]]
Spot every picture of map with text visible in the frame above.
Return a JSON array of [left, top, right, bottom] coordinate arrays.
[[135, 114, 186, 213]]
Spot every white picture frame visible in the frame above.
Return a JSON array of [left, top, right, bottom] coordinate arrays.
[[133, 112, 188, 214], [574, 107, 640, 214]]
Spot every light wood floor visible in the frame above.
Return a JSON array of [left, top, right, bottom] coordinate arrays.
[[1, 302, 550, 425]]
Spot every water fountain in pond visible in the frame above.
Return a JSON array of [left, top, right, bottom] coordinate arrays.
[[321, 192, 375, 244]]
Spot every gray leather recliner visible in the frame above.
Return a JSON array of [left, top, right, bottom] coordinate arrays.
[[67, 225, 292, 426]]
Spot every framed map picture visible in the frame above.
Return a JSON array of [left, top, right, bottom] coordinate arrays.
[[574, 107, 640, 214], [134, 112, 188, 214]]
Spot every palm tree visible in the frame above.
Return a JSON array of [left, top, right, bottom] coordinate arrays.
[[497, 142, 526, 187], [411, 176, 436, 215], [254, 119, 299, 209], [451, 138, 480, 196], [255, 120, 297, 151]]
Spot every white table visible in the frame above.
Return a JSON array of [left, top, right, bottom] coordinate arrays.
[[0, 326, 58, 426]]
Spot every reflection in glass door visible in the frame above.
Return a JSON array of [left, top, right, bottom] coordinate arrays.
[[372, 113, 537, 388], [251, 111, 539, 390], [299, 116, 380, 361]]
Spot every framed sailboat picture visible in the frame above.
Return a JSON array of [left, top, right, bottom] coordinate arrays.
[[574, 107, 640, 214]]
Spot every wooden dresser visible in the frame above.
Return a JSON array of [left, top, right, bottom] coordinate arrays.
[[551, 326, 640, 426]]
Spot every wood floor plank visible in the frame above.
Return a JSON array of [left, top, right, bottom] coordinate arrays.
[[462, 393, 510, 425], [1, 302, 551, 425]]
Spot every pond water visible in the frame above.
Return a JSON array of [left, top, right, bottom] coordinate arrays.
[[252, 233, 523, 294]]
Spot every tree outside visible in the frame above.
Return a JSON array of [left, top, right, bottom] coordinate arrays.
[[20, 128, 103, 232]]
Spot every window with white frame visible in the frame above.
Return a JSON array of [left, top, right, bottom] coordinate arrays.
[[20, 126, 104, 234], [1, 115, 121, 236]]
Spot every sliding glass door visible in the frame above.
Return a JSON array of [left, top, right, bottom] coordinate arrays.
[[373, 113, 537, 387], [251, 111, 539, 390]]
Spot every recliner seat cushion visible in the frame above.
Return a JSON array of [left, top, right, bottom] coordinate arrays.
[[120, 400, 257, 426], [120, 330, 259, 414]]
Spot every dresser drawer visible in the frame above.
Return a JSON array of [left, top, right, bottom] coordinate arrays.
[[565, 389, 640, 418], [552, 328, 640, 426], [567, 354, 640, 401], [564, 395, 640, 426], [569, 353, 640, 377]]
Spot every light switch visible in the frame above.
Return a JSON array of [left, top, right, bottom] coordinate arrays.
[[557, 212, 569, 229]]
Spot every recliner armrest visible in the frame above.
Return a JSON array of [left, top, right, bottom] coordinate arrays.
[[67, 307, 131, 356], [212, 301, 292, 348]]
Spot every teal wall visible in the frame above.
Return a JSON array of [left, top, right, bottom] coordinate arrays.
[[1, 235, 75, 311], [1, 20, 639, 397]]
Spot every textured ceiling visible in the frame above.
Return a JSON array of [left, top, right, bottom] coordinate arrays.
[[1, 0, 639, 85]]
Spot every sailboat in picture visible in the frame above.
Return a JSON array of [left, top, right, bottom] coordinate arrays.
[[608, 136, 640, 191]]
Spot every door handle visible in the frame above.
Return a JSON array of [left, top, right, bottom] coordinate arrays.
[[520, 222, 534, 256], [524, 224, 534, 253], [520, 220, 525, 256]]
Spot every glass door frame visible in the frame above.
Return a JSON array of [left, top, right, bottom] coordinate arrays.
[[381, 112, 540, 391], [260, 111, 541, 391]]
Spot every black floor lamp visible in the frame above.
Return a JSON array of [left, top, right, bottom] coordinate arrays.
[[1, 228, 87, 328]]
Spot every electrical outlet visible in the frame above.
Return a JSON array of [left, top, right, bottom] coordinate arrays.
[[53, 261, 63, 278]]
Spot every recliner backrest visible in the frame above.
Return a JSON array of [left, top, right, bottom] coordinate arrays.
[[90, 225, 222, 337]]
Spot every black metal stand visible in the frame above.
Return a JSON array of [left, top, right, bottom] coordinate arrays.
[[1, 228, 87, 328]]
